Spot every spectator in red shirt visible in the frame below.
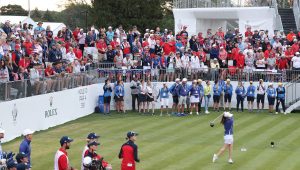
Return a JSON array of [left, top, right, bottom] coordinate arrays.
[[285, 46, 294, 61], [54, 136, 76, 170], [18, 55, 30, 69], [22, 35, 33, 56], [72, 27, 80, 42], [264, 45, 274, 59], [277, 55, 289, 70], [96, 38, 108, 62], [121, 38, 131, 57], [110, 36, 120, 50], [216, 27, 225, 39], [236, 51, 245, 69], [292, 40, 299, 54], [73, 45, 83, 60], [245, 26, 253, 38]]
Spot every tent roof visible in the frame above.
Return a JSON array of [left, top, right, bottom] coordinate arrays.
[[0, 15, 30, 24]]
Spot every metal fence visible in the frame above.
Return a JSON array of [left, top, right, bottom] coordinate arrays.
[[1, 67, 299, 102]]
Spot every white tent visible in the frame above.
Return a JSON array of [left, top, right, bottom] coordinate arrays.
[[41, 22, 66, 36], [0, 15, 37, 27]]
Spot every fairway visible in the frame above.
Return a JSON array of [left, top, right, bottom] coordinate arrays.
[[3, 111, 300, 170]]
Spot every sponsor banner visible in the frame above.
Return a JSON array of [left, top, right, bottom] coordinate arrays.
[[0, 81, 287, 142]]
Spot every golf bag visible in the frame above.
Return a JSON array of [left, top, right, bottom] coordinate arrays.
[[0, 151, 15, 170], [83, 157, 108, 170]]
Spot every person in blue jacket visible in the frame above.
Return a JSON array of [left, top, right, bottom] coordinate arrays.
[[223, 79, 233, 111], [169, 78, 180, 114], [246, 81, 256, 112], [276, 82, 286, 114], [103, 79, 112, 114], [213, 80, 222, 112], [235, 81, 246, 112], [189, 80, 201, 115], [115, 80, 125, 113], [157, 83, 170, 116], [19, 129, 34, 167], [213, 112, 234, 164], [177, 78, 189, 114], [266, 83, 276, 113]]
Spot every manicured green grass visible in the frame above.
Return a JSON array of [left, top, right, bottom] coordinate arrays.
[[3, 111, 300, 170]]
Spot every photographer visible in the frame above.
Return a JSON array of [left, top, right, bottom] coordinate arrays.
[[83, 141, 112, 170]]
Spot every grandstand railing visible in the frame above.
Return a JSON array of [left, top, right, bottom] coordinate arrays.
[[1, 67, 299, 102], [173, 0, 274, 8]]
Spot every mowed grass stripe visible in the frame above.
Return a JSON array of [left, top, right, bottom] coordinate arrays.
[[141, 113, 259, 169], [267, 123, 300, 170], [235, 117, 297, 170]]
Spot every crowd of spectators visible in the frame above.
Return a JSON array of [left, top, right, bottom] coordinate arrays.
[[1, 19, 300, 100]]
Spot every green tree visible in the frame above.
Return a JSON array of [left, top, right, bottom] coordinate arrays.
[[0, 5, 28, 16], [31, 8, 43, 21], [43, 9, 54, 22]]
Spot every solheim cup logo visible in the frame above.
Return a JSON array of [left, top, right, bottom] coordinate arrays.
[[49, 96, 53, 107], [12, 103, 18, 125]]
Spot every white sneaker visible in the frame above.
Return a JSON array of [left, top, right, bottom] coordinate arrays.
[[212, 154, 218, 163], [190, 112, 193, 115], [205, 111, 210, 114], [228, 159, 233, 164], [196, 112, 199, 115], [275, 112, 278, 115], [284, 112, 287, 115]]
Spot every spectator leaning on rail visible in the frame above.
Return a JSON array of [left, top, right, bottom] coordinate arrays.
[[19, 129, 34, 168]]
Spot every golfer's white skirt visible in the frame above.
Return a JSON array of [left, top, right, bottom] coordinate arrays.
[[224, 135, 234, 144], [190, 96, 199, 103], [161, 98, 169, 106]]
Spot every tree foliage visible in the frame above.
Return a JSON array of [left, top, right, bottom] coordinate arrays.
[[0, 4, 28, 16], [31, 8, 43, 21]]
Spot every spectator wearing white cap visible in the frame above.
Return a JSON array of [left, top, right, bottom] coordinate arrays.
[[19, 129, 34, 167], [0, 128, 5, 161]]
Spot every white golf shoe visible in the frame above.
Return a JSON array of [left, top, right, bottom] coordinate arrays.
[[275, 112, 278, 115], [212, 154, 218, 163], [228, 159, 234, 164], [205, 111, 210, 114], [190, 112, 193, 115], [196, 112, 199, 115]]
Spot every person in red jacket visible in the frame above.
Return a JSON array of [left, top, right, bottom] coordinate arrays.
[[236, 51, 245, 69], [83, 141, 112, 170], [119, 131, 140, 170], [54, 136, 77, 170]]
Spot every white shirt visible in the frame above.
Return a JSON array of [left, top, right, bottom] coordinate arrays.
[[292, 56, 300, 68], [257, 84, 266, 94], [148, 38, 156, 49], [256, 58, 266, 68], [78, 32, 86, 44], [66, 52, 76, 63], [54, 149, 69, 170], [175, 57, 182, 68], [146, 85, 153, 94], [190, 55, 200, 69], [123, 57, 132, 68], [181, 55, 190, 68]]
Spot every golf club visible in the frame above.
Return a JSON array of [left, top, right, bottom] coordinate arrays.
[[209, 113, 224, 127]]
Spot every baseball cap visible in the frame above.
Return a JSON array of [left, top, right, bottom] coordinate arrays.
[[226, 79, 230, 82], [23, 129, 34, 136], [60, 136, 73, 146], [296, 52, 300, 55], [87, 141, 100, 147], [269, 83, 273, 86], [224, 112, 233, 118], [16, 152, 27, 163], [127, 131, 138, 138], [87, 133, 100, 140], [182, 78, 187, 82], [197, 79, 202, 83], [0, 128, 5, 134], [175, 78, 180, 82], [6, 160, 17, 169]]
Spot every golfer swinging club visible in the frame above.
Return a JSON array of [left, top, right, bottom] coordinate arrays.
[[213, 112, 234, 164]]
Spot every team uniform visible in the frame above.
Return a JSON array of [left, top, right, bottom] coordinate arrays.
[[103, 84, 112, 104], [83, 149, 109, 169], [169, 82, 180, 105], [213, 85, 222, 103], [178, 83, 189, 105], [189, 85, 200, 103], [267, 87, 276, 106], [224, 84, 233, 103], [235, 86, 246, 112], [119, 140, 140, 170], [115, 84, 125, 101], [158, 87, 170, 106], [54, 148, 70, 170], [246, 85, 256, 102], [276, 86, 286, 113]]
